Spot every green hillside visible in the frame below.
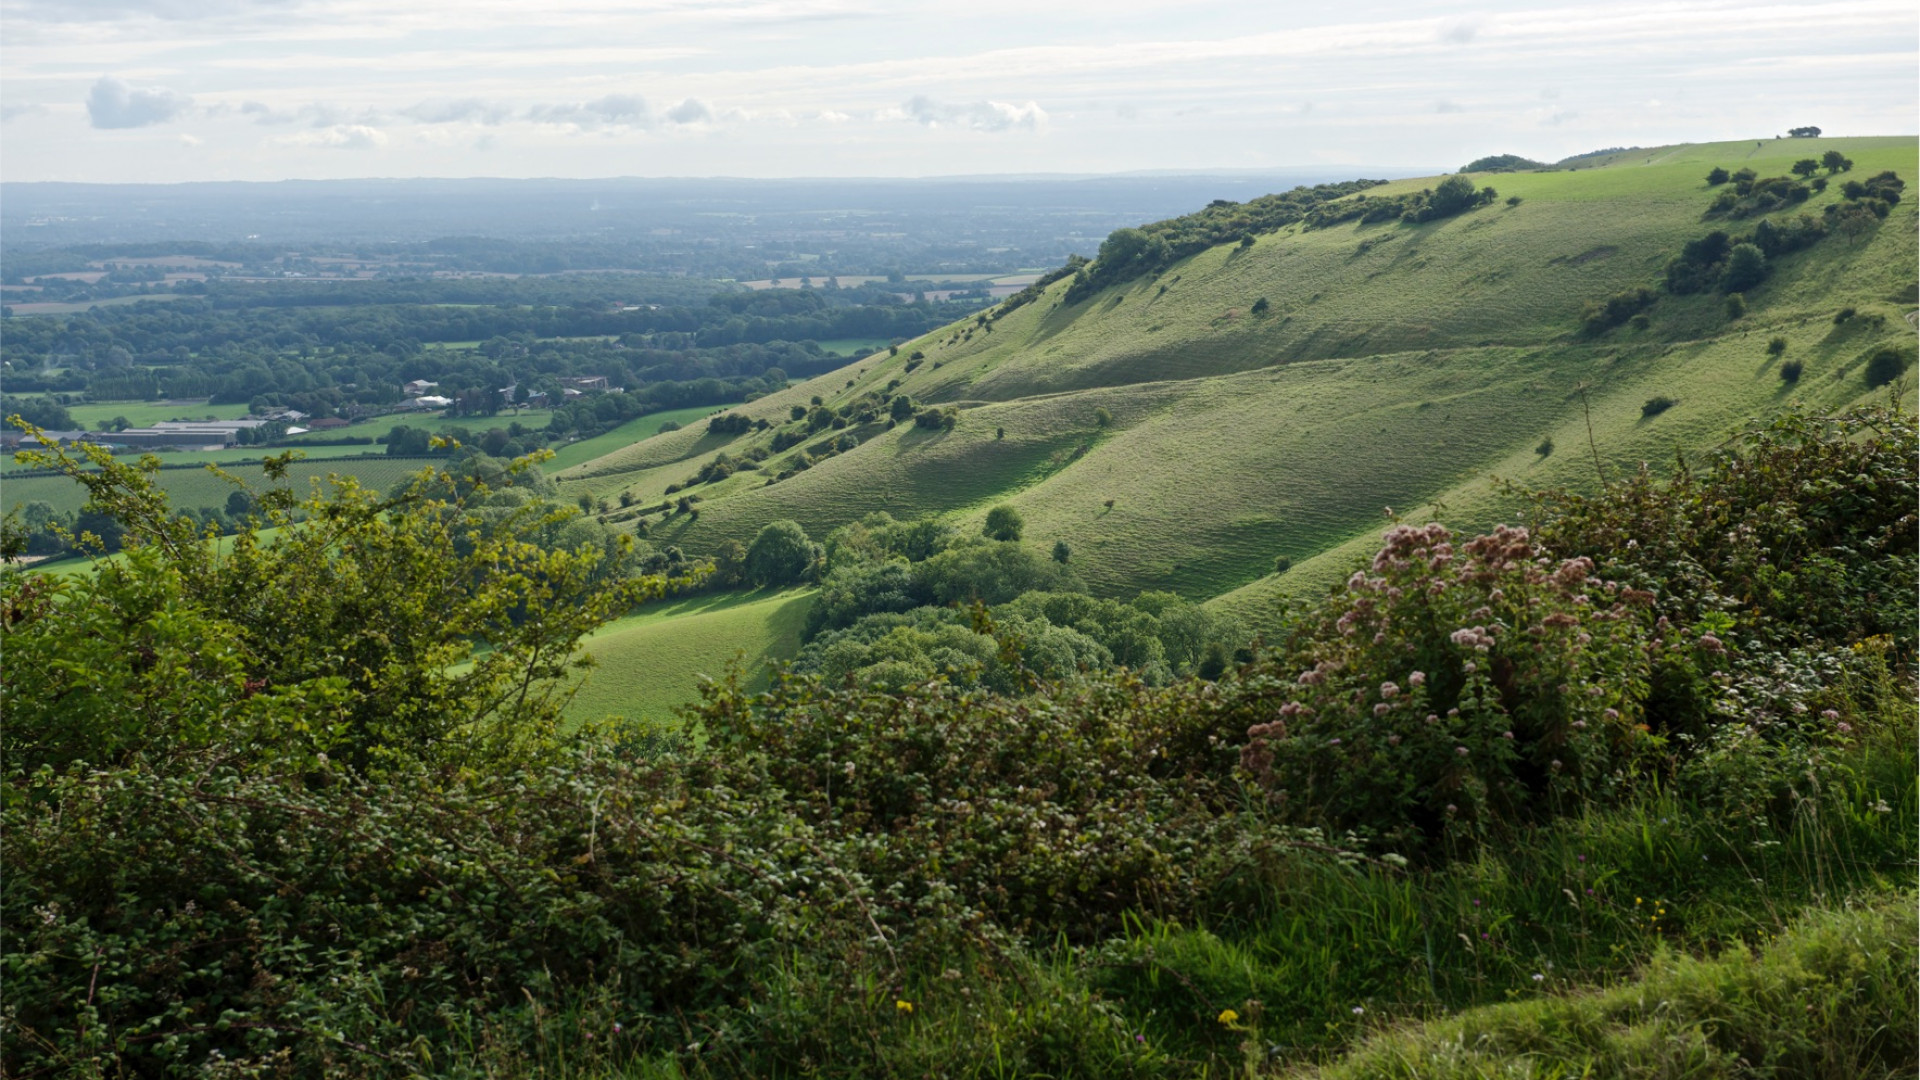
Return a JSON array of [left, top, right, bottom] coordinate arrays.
[[550, 137, 1913, 633], [565, 586, 814, 724]]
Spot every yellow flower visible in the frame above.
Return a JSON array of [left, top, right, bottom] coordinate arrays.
[[1217, 1008, 1240, 1026], [895, 1000, 913, 1014]]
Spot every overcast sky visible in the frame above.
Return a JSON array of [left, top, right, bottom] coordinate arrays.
[[2, 0, 1913, 183]]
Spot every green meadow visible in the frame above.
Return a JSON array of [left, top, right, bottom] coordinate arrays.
[[3, 456, 432, 517], [565, 586, 814, 724], [62, 400, 254, 429]]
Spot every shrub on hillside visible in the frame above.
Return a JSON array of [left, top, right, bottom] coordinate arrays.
[[1241, 523, 1658, 846], [1579, 287, 1656, 335], [1779, 359, 1804, 382], [1864, 344, 1912, 388], [1720, 244, 1767, 293], [1641, 396, 1677, 418], [984, 504, 1025, 542]]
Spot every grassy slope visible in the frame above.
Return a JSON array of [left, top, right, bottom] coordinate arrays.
[[565, 587, 814, 725], [560, 138, 1912, 632]]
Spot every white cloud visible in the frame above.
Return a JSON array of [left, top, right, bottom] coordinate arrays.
[[404, 98, 512, 125], [86, 76, 192, 128], [1, 103, 51, 122], [274, 123, 387, 149], [662, 98, 712, 124], [178, 132, 203, 146], [526, 93, 651, 128], [885, 95, 1047, 132]]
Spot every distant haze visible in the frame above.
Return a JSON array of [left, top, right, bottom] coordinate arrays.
[[1, 0, 1913, 183], [0, 171, 1422, 254]]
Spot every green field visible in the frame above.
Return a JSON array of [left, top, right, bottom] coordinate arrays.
[[810, 337, 893, 357], [63, 400, 253, 429], [565, 586, 814, 725], [281, 408, 556, 447], [542, 404, 728, 471], [3, 456, 434, 517]]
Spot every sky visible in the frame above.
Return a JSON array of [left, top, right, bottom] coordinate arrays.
[[1, 0, 1914, 183]]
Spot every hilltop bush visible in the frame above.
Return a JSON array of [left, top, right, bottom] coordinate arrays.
[[1462, 154, 1547, 173], [1064, 179, 1385, 301]]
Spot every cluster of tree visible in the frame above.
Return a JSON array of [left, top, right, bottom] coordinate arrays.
[[0, 278, 979, 415], [781, 509, 1247, 691], [1579, 168, 1905, 335], [1059, 180, 1387, 303], [1461, 154, 1549, 173], [1301, 174, 1498, 230]]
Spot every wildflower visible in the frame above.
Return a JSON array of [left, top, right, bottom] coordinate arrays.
[[1373, 703, 1391, 716], [1217, 1008, 1240, 1026], [1502, 731, 1515, 740], [1351, 1006, 1365, 1016], [1456, 746, 1469, 756], [1329, 738, 1343, 745], [1821, 709, 1840, 720], [1380, 681, 1400, 699], [1531, 973, 1545, 983], [613, 1022, 623, 1034], [1837, 722, 1853, 734], [896, 1000, 914, 1014], [1409, 670, 1427, 687]]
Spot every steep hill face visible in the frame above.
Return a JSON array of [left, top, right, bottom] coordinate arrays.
[[561, 136, 1917, 626]]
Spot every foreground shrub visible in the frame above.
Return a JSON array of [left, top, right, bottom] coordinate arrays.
[[1241, 523, 1657, 847]]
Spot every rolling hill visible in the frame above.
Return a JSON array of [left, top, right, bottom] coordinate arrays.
[[541, 137, 1920, 715]]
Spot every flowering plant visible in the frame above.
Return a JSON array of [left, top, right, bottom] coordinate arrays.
[[1243, 522, 1656, 846]]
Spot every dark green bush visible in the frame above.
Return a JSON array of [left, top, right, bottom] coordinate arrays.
[[1641, 396, 1677, 417], [1580, 287, 1656, 335], [1863, 344, 1911, 388]]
